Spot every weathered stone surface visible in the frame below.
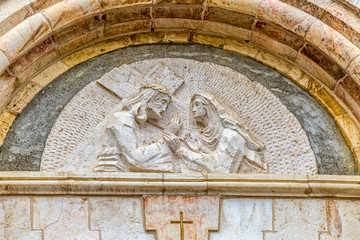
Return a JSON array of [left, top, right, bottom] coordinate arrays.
[[301, 44, 346, 82], [33, 197, 100, 239], [258, 0, 316, 37], [206, 0, 262, 16], [295, 53, 337, 89], [131, 32, 166, 45], [94, 36, 132, 53], [191, 33, 223, 47], [7, 81, 43, 114], [202, 21, 251, 40], [0, 51, 10, 77], [0, 110, 16, 147], [30, 0, 62, 12], [144, 195, 220, 240], [0, 73, 16, 110], [62, 45, 101, 67], [101, 0, 152, 10], [104, 20, 152, 36], [154, 4, 203, 19], [0, 0, 34, 37], [105, 6, 151, 24], [279, 0, 331, 19], [306, 19, 360, 69], [211, 198, 273, 239], [89, 197, 155, 239], [320, 200, 360, 240], [314, 87, 347, 118], [41, 0, 101, 31], [335, 84, 360, 121], [155, 18, 201, 30], [204, 7, 255, 29], [335, 114, 360, 149], [0, 197, 42, 240], [165, 31, 190, 43], [31, 61, 69, 87], [321, 1, 360, 48], [265, 199, 327, 239], [9, 38, 58, 83], [57, 29, 101, 55], [223, 39, 260, 58], [251, 30, 298, 60], [0, 13, 51, 62]]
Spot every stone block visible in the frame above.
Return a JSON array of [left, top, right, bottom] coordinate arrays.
[[255, 51, 293, 75], [319, 200, 360, 240], [154, 0, 204, 3], [321, 1, 360, 48], [154, 18, 201, 30], [154, 4, 203, 19], [105, 6, 151, 24], [41, 0, 101, 32], [62, 45, 101, 68], [30, 0, 63, 12], [295, 53, 337, 90], [251, 30, 299, 60], [0, 13, 51, 62], [202, 21, 251, 40], [0, 51, 9, 76], [33, 197, 100, 239], [130, 32, 166, 45], [6, 81, 43, 114], [338, 76, 360, 111], [265, 199, 327, 239], [0, 197, 42, 239], [95, 36, 132, 54], [57, 29, 102, 56], [0, 110, 16, 147], [0, 1, 34, 37], [306, 19, 360, 69], [254, 21, 305, 51], [206, 0, 262, 16], [52, 16, 103, 44], [9, 38, 57, 83], [203, 7, 255, 29], [348, 55, 360, 84], [335, 83, 360, 122], [104, 20, 152, 37], [191, 33, 223, 47], [335, 114, 360, 149], [31, 61, 69, 87], [165, 31, 190, 43], [223, 39, 260, 58], [301, 44, 346, 82], [0, 73, 16, 110], [89, 197, 154, 239], [211, 198, 273, 239], [144, 195, 220, 240], [258, 0, 316, 37], [314, 87, 347, 118], [101, 0, 152, 10], [279, 0, 331, 19]]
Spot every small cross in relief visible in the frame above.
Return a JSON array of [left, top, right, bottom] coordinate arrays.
[[170, 212, 193, 240]]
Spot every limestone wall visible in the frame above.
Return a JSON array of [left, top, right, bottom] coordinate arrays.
[[0, 173, 359, 239]]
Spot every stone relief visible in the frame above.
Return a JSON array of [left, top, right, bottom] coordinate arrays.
[[41, 58, 317, 174]]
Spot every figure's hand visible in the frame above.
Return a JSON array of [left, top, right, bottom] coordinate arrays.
[[163, 130, 181, 152], [165, 113, 182, 136]]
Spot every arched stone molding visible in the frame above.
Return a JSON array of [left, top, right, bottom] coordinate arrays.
[[1, 0, 360, 167]]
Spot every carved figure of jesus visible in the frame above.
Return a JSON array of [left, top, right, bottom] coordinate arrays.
[[94, 83, 180, 172]]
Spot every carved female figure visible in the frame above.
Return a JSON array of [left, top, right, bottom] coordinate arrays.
[[164, 92, 268, 173]]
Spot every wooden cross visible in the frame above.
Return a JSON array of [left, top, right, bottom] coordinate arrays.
[[170, 212, 193, 240]]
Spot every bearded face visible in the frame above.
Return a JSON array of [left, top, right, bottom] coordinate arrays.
[[147, 93, 170, 120]]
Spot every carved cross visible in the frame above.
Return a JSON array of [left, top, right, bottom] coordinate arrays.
[[170, 212, 193, 240]]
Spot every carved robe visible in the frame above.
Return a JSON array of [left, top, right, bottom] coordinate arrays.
[[94, 111, 173, 172], [176, 128, 266, 174]]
